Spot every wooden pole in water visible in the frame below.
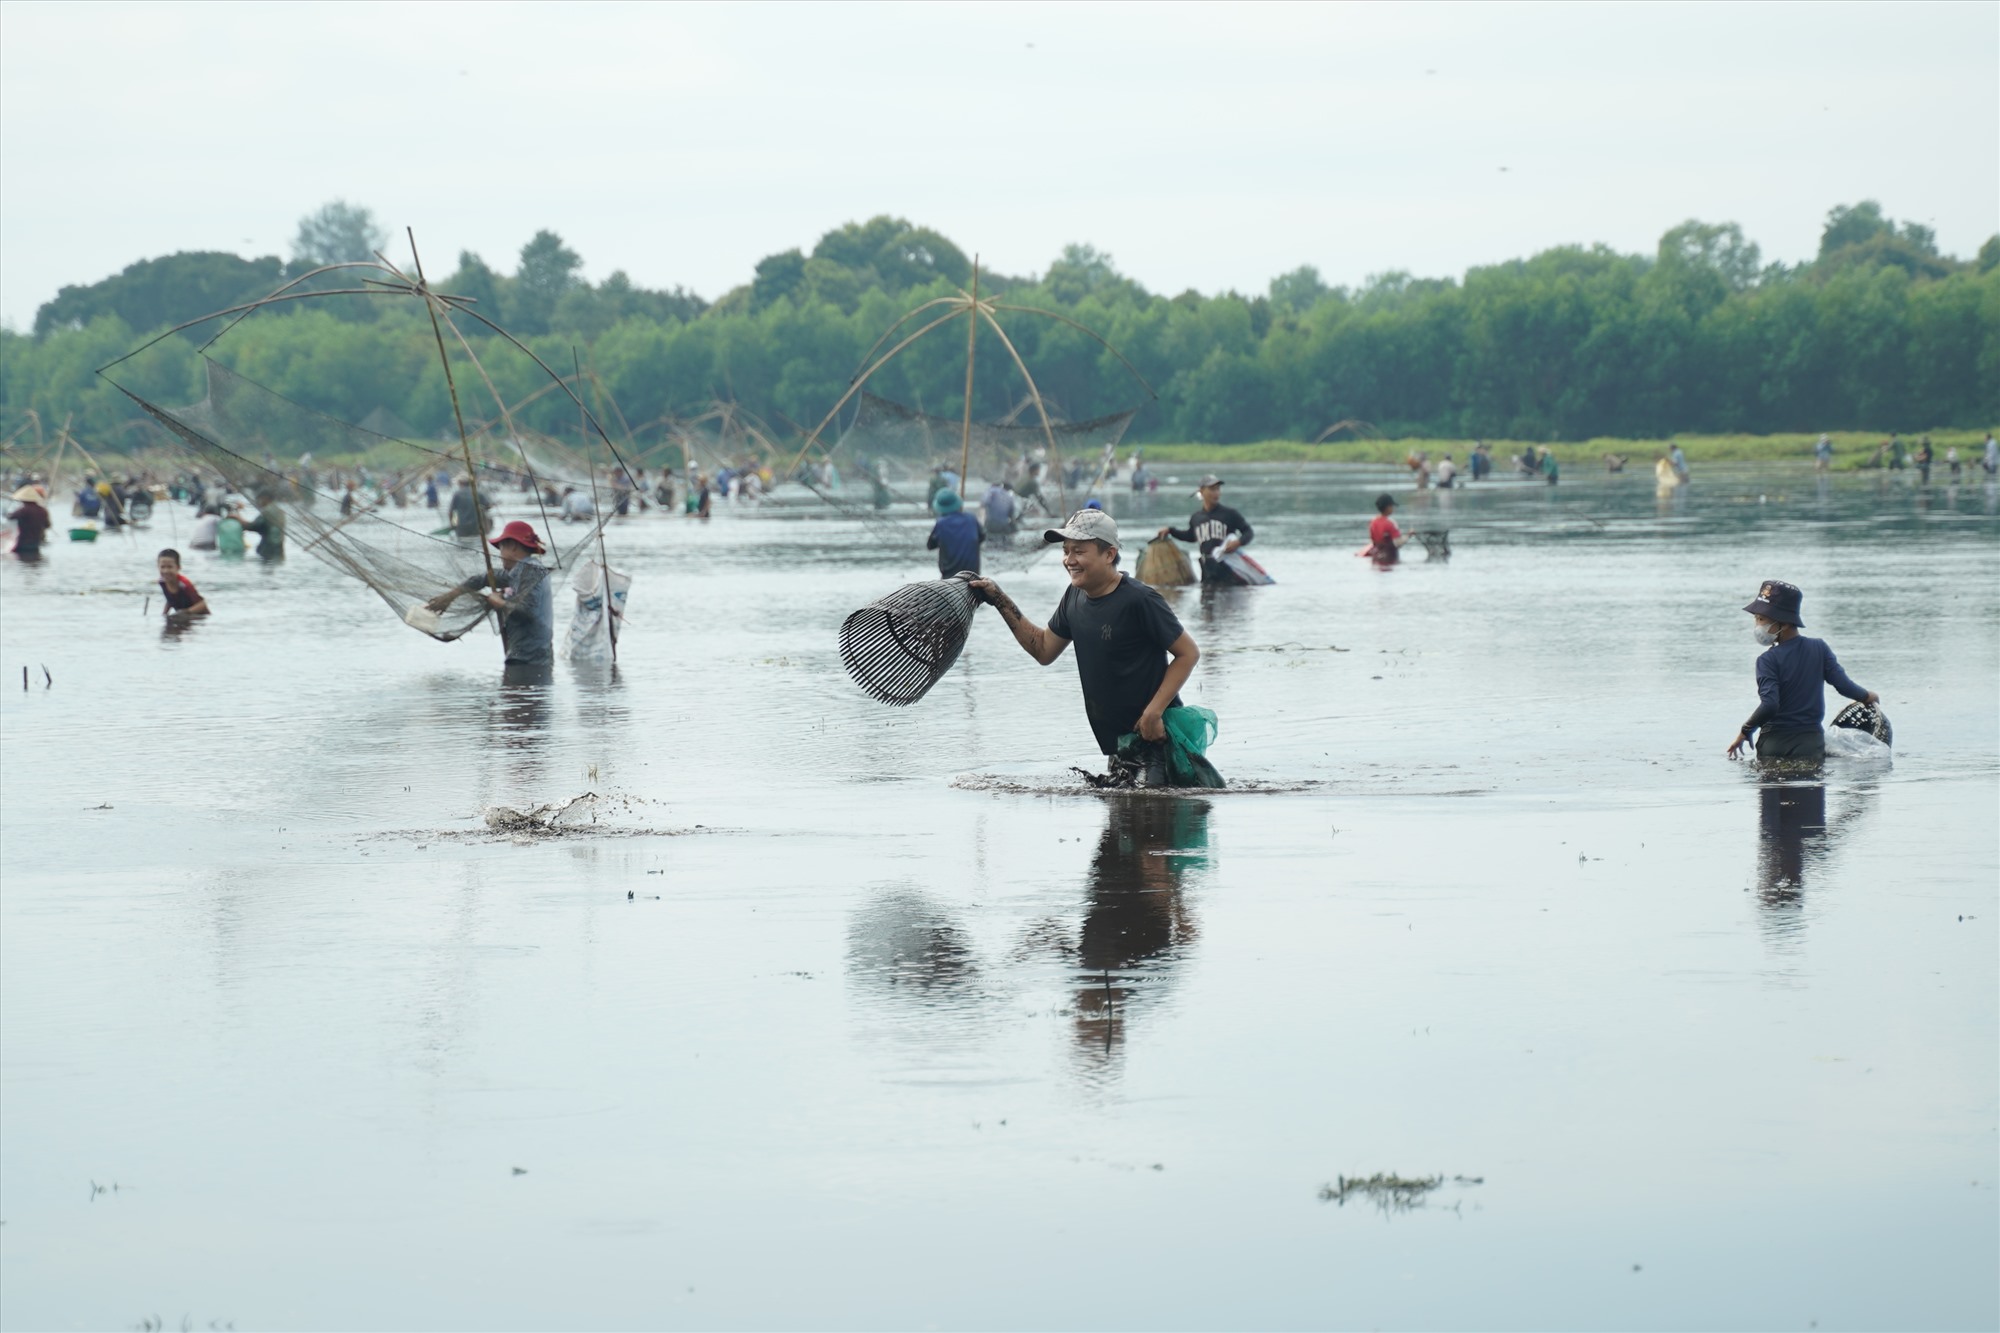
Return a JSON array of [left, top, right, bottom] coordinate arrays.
[[576, 348, 617, 664], [408, 228, 498, 599], [958, 258, 980, 492], [43, 419, 70, 515]]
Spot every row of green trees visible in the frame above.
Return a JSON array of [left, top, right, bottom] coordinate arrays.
[[6, 201, 1995, 455]]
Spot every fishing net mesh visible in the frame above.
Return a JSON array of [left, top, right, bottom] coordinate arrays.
[[1830, 701, 1892, 746], [835, 393, 1135, 487], [1135, 537, 1195, 588], [1411, 530, 1452, 559], [839, 574, 980, 706], [119, 360, 603, 642]]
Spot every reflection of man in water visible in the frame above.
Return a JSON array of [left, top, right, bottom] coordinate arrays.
[[1072, 797, 1208, 1068], [1756, 782, 1825, 924]]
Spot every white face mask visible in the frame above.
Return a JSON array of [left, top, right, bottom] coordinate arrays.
[[1752, 621, 1779, 647]]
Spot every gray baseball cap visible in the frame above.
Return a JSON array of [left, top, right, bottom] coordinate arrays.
[[1193, 474, 1224, 492], [1044, 508, 1120, 547]]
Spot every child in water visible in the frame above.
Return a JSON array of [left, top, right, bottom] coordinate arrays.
[[156, 548, 209, 622], [1365, 493, 1404, 567]]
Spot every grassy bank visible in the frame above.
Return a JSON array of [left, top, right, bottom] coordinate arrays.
[[1139, 429, 1992, 470]]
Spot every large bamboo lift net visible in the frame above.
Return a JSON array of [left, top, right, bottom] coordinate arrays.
[[122, 360, 607, 641], [833, 392, 1135, 491]]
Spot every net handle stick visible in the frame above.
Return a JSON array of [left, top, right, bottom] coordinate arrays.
[[62, 426, 110, 482], [422, 294, 643, 490], [96, 274, 419, 375], [43, 420, 69, 514], [846, 296, 964, 387], [780, 306, 966, 479], [975, 305, 1068, 515], [990, 303, 1159, 401], [421, 299, 561, 568], [407, 228, 498, 599], [958, 257, 980, 489], [575, 347, 617, 663]]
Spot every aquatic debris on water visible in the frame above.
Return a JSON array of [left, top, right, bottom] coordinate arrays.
[[484, 792, 605, 834], [1318, 1172, 1484, 1214], [375, 792, 711, 843]]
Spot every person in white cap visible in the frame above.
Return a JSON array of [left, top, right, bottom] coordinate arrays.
[[969, 508, 1202, 785], [1157, 475, 1255, 585]]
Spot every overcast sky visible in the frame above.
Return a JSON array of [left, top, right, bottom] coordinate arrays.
[[1, 0, 1994, 328]]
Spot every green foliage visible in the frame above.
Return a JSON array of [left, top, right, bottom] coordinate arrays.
[[510, 230, 584, 334], [33, 252, 284, 336], [1269, 265, 1329, 315], [10, 202, 1994, 456], [1816, 200, 1956, 281], [291, 201, 388, 269]]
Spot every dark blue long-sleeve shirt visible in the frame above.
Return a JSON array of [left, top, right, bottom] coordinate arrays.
[[1744, 634, 1868, 735], [926, 512, 983, 577]]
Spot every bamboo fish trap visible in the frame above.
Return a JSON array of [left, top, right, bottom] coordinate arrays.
[[839, 573, 981, 706]]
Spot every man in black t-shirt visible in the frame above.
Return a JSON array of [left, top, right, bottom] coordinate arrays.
[[970, 508, 1202, 783], [1158, 474, 1254, 584]]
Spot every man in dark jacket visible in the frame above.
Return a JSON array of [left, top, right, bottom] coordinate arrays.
[[1157, 474, 1254, 584], [1726, 580, 1878, 764]]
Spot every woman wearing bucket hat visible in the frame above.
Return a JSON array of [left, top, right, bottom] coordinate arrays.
[[425, 519, 555, 669], [1726, 580, 1878, 763]]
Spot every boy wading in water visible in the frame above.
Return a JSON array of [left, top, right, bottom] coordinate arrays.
[[1366, 492, 1406, 567], [155, 548, 209, 623], [1726, 580, 1878, 764], [971, 509, 1203, 787]]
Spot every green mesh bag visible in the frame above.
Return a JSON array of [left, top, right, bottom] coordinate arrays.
[[1115, 705, 1226, 788]]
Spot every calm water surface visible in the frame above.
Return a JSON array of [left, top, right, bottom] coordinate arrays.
[[2, 463, 1996, 1330]]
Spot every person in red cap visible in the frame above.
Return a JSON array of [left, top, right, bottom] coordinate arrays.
[[425, 519, 554, 669], [1726, 579, 1878, 763]]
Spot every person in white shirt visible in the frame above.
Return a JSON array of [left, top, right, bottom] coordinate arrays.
[[188, 510, 220, 550], [1436, 454, 1458, 489]]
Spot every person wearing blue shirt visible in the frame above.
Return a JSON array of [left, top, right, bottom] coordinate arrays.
[[926, 490, 982, 577], [1726, 580, 1877, 763]]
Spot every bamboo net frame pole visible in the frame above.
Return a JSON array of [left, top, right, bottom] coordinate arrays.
[[780, 307, 967, 479], [40, 419, 70, 517], [576, 348, 617, 663], [958, 258, 980, 489], [407, 228, 498, 596], [975, 307, 1069, 515]]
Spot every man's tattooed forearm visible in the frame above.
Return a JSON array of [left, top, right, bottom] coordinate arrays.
[[993, 593, 1023, 622]]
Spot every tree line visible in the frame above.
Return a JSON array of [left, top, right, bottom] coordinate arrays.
[[5, 199, 1994, 455]]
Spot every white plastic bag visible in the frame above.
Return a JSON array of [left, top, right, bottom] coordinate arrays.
[[563, 559, 631, 662]]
